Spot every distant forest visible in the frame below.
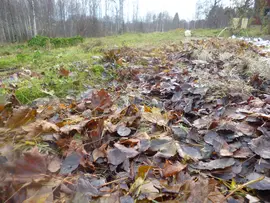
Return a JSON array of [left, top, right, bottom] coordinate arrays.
[[0, 0, 265, 43]]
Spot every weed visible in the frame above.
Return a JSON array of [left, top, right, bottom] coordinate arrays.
[[91, 64, 104, 77]]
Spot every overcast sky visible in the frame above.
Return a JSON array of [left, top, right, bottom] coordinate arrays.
[[125, 0, 231, 21], [138, 0, 197, 20]]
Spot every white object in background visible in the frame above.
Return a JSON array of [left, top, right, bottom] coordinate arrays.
[[241, 18, 248, 29], [185, 30, 192, 37]]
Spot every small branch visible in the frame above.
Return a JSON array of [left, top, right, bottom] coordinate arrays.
[[221, 176, 265, 202], [98, 177, 128, 188]]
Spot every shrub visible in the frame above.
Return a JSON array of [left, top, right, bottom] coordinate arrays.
[[28, 35, 84, 48], [28, 35, 49, 47]]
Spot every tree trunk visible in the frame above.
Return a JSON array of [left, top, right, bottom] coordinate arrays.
[[7, 0, 17, 42], [31, 0, 37, 36], [119, 0, 124, 34]]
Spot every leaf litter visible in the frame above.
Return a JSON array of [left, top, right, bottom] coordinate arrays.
[[1, 38, 270, 202]]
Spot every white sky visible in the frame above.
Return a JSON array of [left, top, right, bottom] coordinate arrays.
[[138, 0, 197, 20], [124, 0, 231, 21], [124, 0, 197, 21]]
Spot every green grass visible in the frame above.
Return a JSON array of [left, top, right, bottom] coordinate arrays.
[[0, 28, 267, 104]]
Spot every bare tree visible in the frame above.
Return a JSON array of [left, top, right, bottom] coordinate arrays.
[[0, 0, 237, 43]]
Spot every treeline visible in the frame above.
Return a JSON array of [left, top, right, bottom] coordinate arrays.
[[0, 0, 253, 43]]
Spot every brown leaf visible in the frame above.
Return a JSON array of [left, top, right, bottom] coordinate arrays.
[[14, 147, 48, 176], [90, 89, 113, 112], [207, 191, 225, 202], [186, 176, 212, 203], [48, 157, 61, 173], [85, 118, 104, 141], [137, 165, 153, 179], [162, 161, 186, 177], [59, 67, 70, 76], [5, 107, 36, 129], [22, 120, 59, 137], [92, 144, 107, 162]]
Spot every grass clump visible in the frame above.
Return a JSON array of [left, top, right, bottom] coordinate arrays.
[[28, 35, 84, 48], [91, 64, 104, 77]]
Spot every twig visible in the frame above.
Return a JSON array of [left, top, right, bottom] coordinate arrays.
[[221, 176, 265, 202], [4, 182, 31, 203], [98, 177, 128, 188]]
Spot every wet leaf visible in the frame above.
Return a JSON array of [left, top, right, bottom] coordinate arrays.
[[76, 176, 100, 196], [150, 137, 179, 157], [120, 195, 134, 203], [247, 173, 270, 190], [192, 158, 235, 170], [60, 152, 80, 175], [249, 136, 270, 159], [107, 148, 127, 165], [114, 143, 139, 158]]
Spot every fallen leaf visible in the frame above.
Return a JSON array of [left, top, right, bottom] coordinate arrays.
[[15, 147, 48, 176], [247, 173, 270, 190], [107, 148, 127, 165], [117, 126, 131, 137], [59, 66, 70, 76], [207, 191, 225, 202], [48, 157, 61, 173], [90, 89, 113, 112], [23, 193, 51, 203], [140, 181, 160, 200], [114, 143, 139, 158], [162, 161, 186, 177], [120, 195, 134, 203], [192, 158, 235, 170], [76, 176, 100, 196], [92, 144, 107, 162], [129, 177, 144, 195], [249, 136, 270, 159], [22, 120, 59, 137], [142, 107, 168, 126], [6, 107, 36, 128], [137, 165, 153, 179], [60, 152, 81, 175]]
